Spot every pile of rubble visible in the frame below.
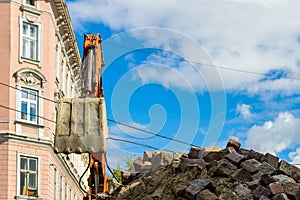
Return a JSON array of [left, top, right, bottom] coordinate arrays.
[[132, 150, 182, 172], [108, 139, 300, 200]]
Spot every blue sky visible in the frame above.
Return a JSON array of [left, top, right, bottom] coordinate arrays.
[[66, 0, 300, 168]]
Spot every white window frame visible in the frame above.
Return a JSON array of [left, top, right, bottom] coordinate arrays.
[[65, 182, 68, 200], [14, 69, 45, 127], [19, 87, 39, 124], [59, 175, 63, 200], [19, 16, 42, 66], [69, 188, 72, 200], [61, 56, 66, 95], [66, 71, 70, 97], [23, 0, 39, 8], [55, 38, 61, 82], [25, 0, 35, 6], [16, 153, 41, 199], [54, 167, 58, 200], [22, 22, 38, 60]]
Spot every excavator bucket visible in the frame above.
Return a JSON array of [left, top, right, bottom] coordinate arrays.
[[54, 97, 109, 154]]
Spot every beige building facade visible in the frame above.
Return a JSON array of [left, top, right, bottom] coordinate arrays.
[[0, 0, 86, 199]]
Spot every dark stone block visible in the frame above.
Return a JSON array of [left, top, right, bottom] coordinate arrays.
[[264, 153, 279, 170], [259, 195, 271, 200], [236, 184, 252, 196], [248, 179, 261, 190], [203, 151, 224, 162], [182, 158, 206, 167], [292, 170, 300, 183], [259, 162, 276, 175], [185, 178, 213, 200], [271, 193, 289, 200], [188, 147, 203, 159], [260, 174, 275, 187], [241, 159, 262, 174], [213, 159, 237, 177], [253, 185, 272, 200], [233, 168, 253, 182], [225, 151, 245, 164], [282, 182, 300, 200], [248, 149, 265, 162]]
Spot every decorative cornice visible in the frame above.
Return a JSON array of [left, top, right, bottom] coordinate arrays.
[[54, 0, 81, 69], [54, 0, 82, 95]]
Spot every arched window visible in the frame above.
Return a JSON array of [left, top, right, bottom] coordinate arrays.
[[13, 68, 46, 125]]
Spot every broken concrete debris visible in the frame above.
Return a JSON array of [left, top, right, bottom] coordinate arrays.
[[108, 139, 300, 200]]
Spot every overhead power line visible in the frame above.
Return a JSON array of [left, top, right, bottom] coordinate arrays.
[[0, 104, 56, 123], [105, 42, 300, 81], [0, 103, 174, 153], [0, 81, 57, 103], [0, 102, 200, 150], [3, 103, 300, 167], [0, 104, 189, 152], [108, 136, 175, 153], [107, 118, 201, 148]]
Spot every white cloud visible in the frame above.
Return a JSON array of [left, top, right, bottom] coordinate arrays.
[[237, 103, 253, 119], [131, 52, 207, 92], [288, 148, 300, 164], [244, 78, 300, 97], [245, 112, 300, 155], [67, 0, 300, 95]]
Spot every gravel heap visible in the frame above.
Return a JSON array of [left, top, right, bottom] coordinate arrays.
[[108, 139, 300, 200]]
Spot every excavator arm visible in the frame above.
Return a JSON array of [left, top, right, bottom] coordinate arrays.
[[54, 34, 111, 199]]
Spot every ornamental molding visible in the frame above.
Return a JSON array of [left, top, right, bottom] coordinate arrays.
[[13, 68, 47, 89]]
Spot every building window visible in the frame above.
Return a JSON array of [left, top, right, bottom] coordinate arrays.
[[20, 88, 38, 123], [22, 22, 38, 60], [65, 182, 68, 200], [26, 0, 35, 6], [59, 175, 63, 200], [19, 16, 41, 65], [66, 72, 70, 97], [61, 56, 66, 95], [54, 168, 57, 200], [13, 69, 46, 127], [19, 155, 39, 197], [55, 42, 60, 81]]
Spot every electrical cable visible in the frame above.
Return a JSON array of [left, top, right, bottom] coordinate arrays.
[[0, 81, 57, 103], [0, 103, 202, 150], [105, 153, 121, 184], [107, 118, 202, 148], [104, 42, 300, 81], [3, 81, 300, 166], [79, 153, 90, 194], [0, 104, 56, 123], [2, 94, 299, 173], [108, 136, 175, 153]]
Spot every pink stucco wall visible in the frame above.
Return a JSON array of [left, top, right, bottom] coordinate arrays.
[[0, 0, 85, 199], [0, 3, 11, 131]]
